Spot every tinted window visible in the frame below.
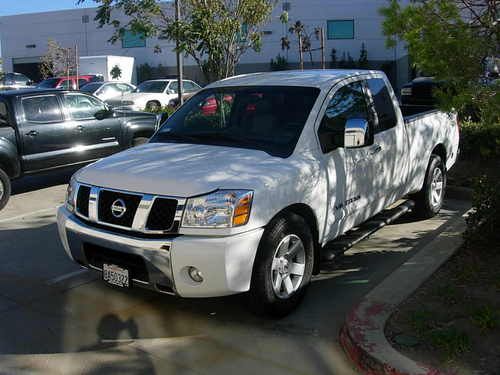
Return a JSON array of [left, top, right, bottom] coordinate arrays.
[[37, 78, 60, 89], [318, 81, 370, 153], [152, 86, 320, 158], [14, 74, 30, 85], [78, 79, 88, 88], [62, 94, 106, 120], [80, 82, 102, 93], [367, 78, 398, 133], [136, 81, 167, 93], [115, 83, 134, 93], [22, 96, 63, 123]]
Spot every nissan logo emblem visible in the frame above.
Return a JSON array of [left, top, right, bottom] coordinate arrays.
[[111, 199, 127, 218]]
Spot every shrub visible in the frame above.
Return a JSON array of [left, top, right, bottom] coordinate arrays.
[[270, 55, 289, 71], [459, 121, 500, 161], [465, 174, 500, 246]]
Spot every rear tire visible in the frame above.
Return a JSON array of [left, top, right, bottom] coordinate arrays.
[[0, 168, 11, 211], [132, 137, 149, 147], [249, 212, 314, 317], [412, 154, 446, 219]]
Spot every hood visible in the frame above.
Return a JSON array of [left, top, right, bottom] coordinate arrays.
[[76, 142, 292, 197], [119, 92, 163, 102]]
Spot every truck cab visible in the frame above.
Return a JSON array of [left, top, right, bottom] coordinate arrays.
[[57, 70, 459, 316]]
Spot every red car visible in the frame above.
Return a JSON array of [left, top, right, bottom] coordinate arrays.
[[37, 75, 103, 90]]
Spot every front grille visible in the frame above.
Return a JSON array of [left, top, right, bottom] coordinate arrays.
[[146, 198, 178, 231], [76, 185, 91, 217], [83, 243, 149, 283], [98, 190, 141, 228]]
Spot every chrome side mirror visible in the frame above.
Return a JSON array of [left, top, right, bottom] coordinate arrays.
[[344, 118, 369, 148]]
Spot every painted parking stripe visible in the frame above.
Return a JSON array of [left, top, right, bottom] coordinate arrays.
[[47, 269, 89, 285]]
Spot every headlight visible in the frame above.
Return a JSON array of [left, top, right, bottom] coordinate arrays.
[[182, 190, 253, 228], [65, 176, 78, 213]]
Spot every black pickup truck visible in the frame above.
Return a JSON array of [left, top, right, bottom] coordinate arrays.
[[0, 89, 161, 210]]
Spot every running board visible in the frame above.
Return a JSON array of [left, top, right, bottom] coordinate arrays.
[[320, 200, 415, 264]]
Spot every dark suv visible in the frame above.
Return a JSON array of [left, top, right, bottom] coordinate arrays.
[[0, 89, 161, 210]]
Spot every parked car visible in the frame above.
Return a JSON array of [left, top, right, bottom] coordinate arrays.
[[57, 70, 459, 316], [400, 76, 446, 107], [80, 81, 136, 102], [106, 79, 201, 111], [0, 72, 33, 90], [0, 89, 162, 210], [37, 75, 104, 90]]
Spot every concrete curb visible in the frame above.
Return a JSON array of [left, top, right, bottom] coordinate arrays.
[[339, 210, 471, 375]]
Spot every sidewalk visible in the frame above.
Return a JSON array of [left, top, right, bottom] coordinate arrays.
[[340, 210, 469, 375]]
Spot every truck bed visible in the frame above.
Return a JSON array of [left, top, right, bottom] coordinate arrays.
[[400, 104, 438, 120]]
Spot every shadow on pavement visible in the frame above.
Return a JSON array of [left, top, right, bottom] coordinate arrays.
[[11, 165, 85, 196], [0, 200, 469, 374]]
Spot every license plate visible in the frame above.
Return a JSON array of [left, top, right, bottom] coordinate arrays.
[[103, 263, 130, 288]]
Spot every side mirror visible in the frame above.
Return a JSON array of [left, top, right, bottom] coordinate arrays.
[[94, 109, 111, 120], [344, 118, 369, 148]]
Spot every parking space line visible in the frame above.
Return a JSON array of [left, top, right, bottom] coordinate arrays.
[[0, 207, 59, 224], [47, 269, 89, 285]]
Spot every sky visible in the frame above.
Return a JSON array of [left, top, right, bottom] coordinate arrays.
[[0, 0, 94, 16]]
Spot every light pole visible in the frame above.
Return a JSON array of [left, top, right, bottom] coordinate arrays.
[[175, 0, 184, 106]]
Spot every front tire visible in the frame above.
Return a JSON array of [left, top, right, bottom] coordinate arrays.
[[249, 212, 314, 317], [0, 168, 11, 211], [412, 154, 446, 219]]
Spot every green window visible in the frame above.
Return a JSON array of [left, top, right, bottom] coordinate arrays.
[[122, 30, 146, 48], [327, 20, 354, 40]]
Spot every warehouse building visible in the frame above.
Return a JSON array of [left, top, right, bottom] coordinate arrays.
[[0, 0, 411, 86]]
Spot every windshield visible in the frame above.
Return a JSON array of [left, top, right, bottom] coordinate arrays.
[[135, 81, 168, 93], [151, 86, 320, 158], [37, 78, 60, 88], [80, 82, 102, 93]]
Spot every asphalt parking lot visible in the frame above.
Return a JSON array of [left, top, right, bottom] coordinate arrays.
[[0, 168, 470, 375]]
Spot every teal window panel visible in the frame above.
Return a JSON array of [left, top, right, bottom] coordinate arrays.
[[122, 30, 146, 48], [327, 20, 354, 40]]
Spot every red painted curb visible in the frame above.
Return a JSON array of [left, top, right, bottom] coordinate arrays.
[[339, 299, 456, 375]]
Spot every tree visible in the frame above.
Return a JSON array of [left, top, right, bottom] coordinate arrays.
[[40, 39, 76, 79], [358, 42, 368, 69], [380, 0, 499, 123], [110, 65, 122, 80], [330, 48, 337, 68], [79, 0, 275, 83]]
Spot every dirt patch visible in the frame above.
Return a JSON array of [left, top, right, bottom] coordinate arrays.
[[385, 241, 500, 374]]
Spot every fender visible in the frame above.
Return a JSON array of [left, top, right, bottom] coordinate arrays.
[[0, 133, 21, 178], [120, 113, 159, 146]]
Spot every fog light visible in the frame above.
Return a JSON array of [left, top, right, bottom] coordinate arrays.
[[188, 267, 204, 283]]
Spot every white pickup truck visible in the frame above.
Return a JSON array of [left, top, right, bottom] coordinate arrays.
[[57, 70, 459, 316]]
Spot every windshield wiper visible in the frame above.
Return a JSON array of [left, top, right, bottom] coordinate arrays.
[[185, 132, 255, 146], [154, 131, 200, 143]]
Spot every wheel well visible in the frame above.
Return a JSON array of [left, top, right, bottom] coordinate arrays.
[[0, 159, 15, 178], [432, 144, 446, 164], [272, 203, 321, 275]]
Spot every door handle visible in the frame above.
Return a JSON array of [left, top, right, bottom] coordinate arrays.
[[370, 144, 382, 155], [76, 125, 85, 132], [25, 130, 38, 137]]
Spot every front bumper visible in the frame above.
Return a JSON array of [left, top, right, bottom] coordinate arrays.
[[57, 207, 264, 297]]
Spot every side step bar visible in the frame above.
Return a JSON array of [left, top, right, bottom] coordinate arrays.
[[320, 200, 415, 264]]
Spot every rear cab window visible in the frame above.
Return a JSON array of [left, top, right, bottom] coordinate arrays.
[[366, 78, 398, 133], [21, 95, 64, 123]]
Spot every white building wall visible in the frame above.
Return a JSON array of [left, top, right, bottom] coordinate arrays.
[[0, 0, 410, 83]]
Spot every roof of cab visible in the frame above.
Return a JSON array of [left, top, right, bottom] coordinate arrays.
[[208, 69, 382, 90]]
